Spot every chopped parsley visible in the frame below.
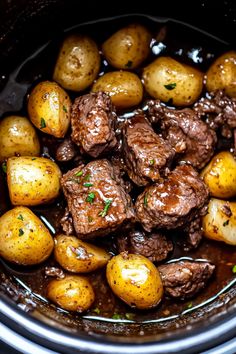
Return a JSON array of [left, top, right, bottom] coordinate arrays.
[[17, 214, 24, 221], [125, 313, 134, 320], [99, 199, 113, 218], [2, 162, 6, 173], [164, 82, 176, 90], [86, 192, 95, 204], [92, 307, 100, 315], [144, 193, 148, 206], [88, 216, 93, 223], [112, 313, 122, 319], [149, 159, 154, 166], [125, 60, 133, 68], [19, 228, 24, 236], [223, 220, 229, 227], [40, 118, 46, 129], [83, 182, 93, 187], [232, 265, 236, 274], [31, 158, 37, 161], [75, 171, 83, 177], [84, 174, 91, 181], [187, 302, 193, 309], [63, 105, 68, 113]]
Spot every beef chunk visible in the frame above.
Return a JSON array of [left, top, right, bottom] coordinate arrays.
[[61, 159, 135, 239], [123, 114, 175, 186], [117, 229, 173, 262], [56, 137, 78, 162], [147, 100, 217, 169], [194, 90, 236, 138], [71, 92, 117, 157], [159, 260, 215, 299], [135, 164, 209, 232]]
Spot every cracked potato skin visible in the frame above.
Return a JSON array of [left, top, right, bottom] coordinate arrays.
[[106, 253, 163, 309]]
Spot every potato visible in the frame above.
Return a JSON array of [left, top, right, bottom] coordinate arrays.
[[0, 116, 40, 162], [202, 198, 236, 245], [142, 56, 204, 106], [47, 275, 95, 312], [54, 235, 111, 273], [28, 81, 71, 138], [7, 156, 61, 206], [206, 51, 236, 98], [106, 253, 163, 309], [92, 71, 143, 109], [53, 34, 101, 92], [201, 151, 236, 199], [102, 23, 151, 70], [0, 206, 54, 265]]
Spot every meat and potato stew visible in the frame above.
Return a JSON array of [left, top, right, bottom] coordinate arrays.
[[1, 17, 236, 322]]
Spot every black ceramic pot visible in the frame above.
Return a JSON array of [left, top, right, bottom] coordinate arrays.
[[0, 1, 236, 353]]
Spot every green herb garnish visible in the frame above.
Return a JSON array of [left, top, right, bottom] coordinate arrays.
[[149, 159, 154, 166], [187, 302, 193, 309], [83, 182, 93, 187], [19, 228, 24, 236], [144, 193, 148, 206], [112, 313, 122, 319], [223, 220, 229, 227], [99, 199, 113, 218], [31, 158, 37, 161], [92, 307, 100, 314], [232, 265, 236, 273], [125, 313, 134, 320], [75, 171, 83, 177], [84, 174, 91, 181], [86, 192, 95, 204], [125, 60, 133, 68], [63, 105, 68, 113], [164, 83, 176, 90], [88, 216, 93, 223], [40, 118, 46, 129], [2, 162, 6, 173], [17, 214, 24, 221]]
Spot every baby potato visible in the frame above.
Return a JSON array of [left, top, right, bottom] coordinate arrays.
[[206, 51, 236, 98], [102, 23, 151, 70], [28, 81, 71, 138], [0, 116, 40, 162], [106, 253, 163, 309], [201, 151, 236, 199], [0, 206, 54, 265], [92, 71, 143, 109], [54, 235, 111, 273], [202, 198, 236, 245], [53, 34, 101, 92], [142, 56, 204, 106], [47, 275, 95, 312], [7, 156, 62, 206]]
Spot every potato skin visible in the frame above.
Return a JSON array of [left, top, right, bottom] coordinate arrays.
[[206, 51, 236, 98], [47, 275, 95, 312], [28, 81, 71, 138], [7, 156, 62, 206], [54, 235, 111, 273], [142, 56, 203, 106], [53, 34, 101, 92], [92, 71, 143, 109], [202, 198, 236, 245], [106, 253, 163, 309], [201, 151, 236, 199], [0, 116, 40, 162], [102, 23, 151, 70], [0, 206, 54, 265]]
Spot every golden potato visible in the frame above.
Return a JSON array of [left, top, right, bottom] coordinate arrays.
[[53, 34, 101, 92], [106, 253, 163, 309], [92, 71, 143, 109], [0, 116, 40, 162], [54, 235, 111, 273], [206, 51, 236, 98], [102, 23, 151, 70], [0, 206, 54, 265], [201, 151, 236, 199], [202, 198, 236, 245], [7, 156, 61, 206], [142, 56, 204, 106], [47, 275, 95, 312], [28, 81, 71, 138]]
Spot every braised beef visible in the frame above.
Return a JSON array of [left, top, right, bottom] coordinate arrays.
[[159, 260, 215, 299], [61, 159, 135, 239], [147, 100, 217, 169], [116, 229, 173, 262], [135, 164, 209, 232], [56, 137, 78, 162], [122, 114, 175, 186], [71, 92, 117, 158]]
